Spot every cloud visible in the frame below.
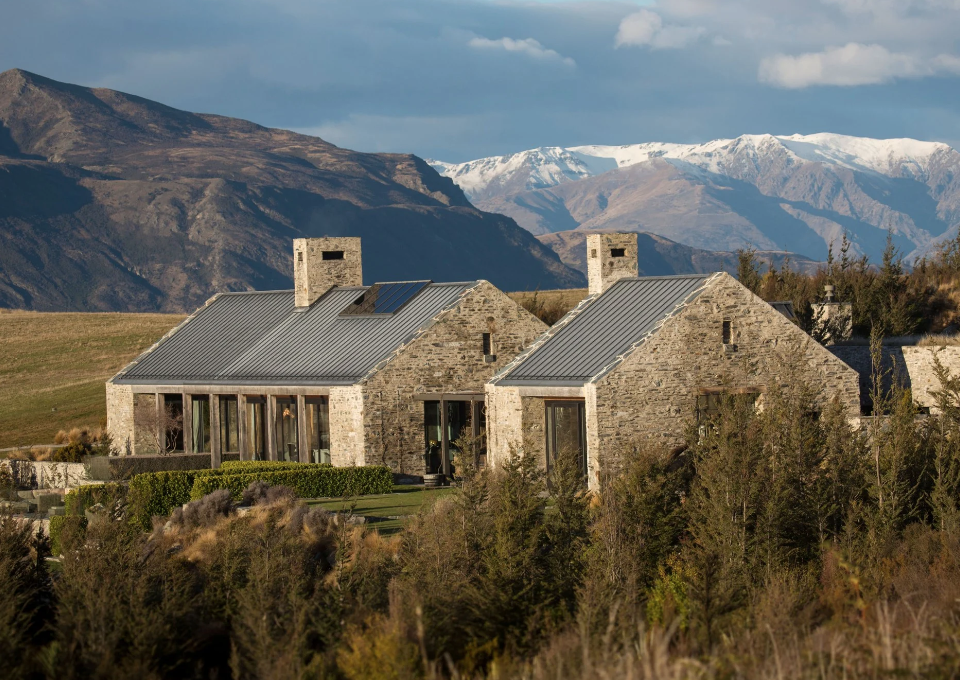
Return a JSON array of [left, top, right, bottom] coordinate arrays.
[[759, 42, 960, 88], [468, 35, 576, 66], [614, 9, 705, 49]]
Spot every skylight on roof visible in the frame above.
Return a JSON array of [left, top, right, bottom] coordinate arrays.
[[340, 281, 430, 316]]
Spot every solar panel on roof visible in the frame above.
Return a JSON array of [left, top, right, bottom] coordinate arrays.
[[340, 281, 430, 316]]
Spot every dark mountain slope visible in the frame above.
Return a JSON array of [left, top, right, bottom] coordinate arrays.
[[0, 69, 583, 311]]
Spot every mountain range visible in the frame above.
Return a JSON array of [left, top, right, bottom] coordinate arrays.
[[430, 134, 960, 267], [0, 69, 584, 312]]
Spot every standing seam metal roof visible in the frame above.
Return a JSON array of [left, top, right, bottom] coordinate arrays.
[[496, 274, 714, 386], [114, 282, 476, 385]]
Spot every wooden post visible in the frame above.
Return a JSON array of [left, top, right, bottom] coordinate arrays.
[[210, 395, 222, 469], [183, 394, 194, 455], [297, 395, 309, 463]]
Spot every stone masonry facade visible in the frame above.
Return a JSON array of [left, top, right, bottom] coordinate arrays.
[[487, 273, 861, 489], [358, 281, 547, 474]]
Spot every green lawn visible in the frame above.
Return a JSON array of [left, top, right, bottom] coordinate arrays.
[[307, 485, 455, 533]]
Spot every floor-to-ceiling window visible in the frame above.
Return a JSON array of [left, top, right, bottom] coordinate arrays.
[[305, 397, 330, 464], [163, 394, 184, 452], [244, 397, 266, 461], [191, 395, 211, 453], [219, 396, 239, 453], [276, 397, 299, 462], [545, 400, 586, 481], [423, 398, 486, 475]]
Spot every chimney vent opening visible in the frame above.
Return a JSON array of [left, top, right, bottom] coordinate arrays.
[[297, 251, 303, 263], [610, 248, 626, 258], [322, 250, 345, 261]]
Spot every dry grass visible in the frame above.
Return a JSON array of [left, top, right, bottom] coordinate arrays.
[[0, 309, 184, 448], [917, 333, 960, 347], [509, 288, 588, 325]]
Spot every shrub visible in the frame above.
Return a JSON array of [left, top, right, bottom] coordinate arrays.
[[168, 489, 234, 531], [64, 483, 127, 517], [51, 441, 92, 463], [190, 466, 393, 501], [128, 471, 196, 530], [219, 460, 327, 473], [48, 515, 88, 555]]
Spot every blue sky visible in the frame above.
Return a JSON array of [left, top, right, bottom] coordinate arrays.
[[2, 0, 959, 161]]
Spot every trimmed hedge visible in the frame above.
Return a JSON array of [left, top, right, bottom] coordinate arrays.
[[128, 462, 380, 529], [190, 465, 394, 501], [49, 515, 87, 555], [129, 471, 196, 530], [64, 483, 127, 516], [85, 452, 241, 481]]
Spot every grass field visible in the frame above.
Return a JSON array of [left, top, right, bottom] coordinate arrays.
[[307, 485, 455, 533], [508, 288, 588, 324], [0, 310, 184, 448]]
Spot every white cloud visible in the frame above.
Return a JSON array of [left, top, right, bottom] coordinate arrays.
[[758, 42, 960, 88], [468, 35, 576, 66], [614, 9, 705, 49]]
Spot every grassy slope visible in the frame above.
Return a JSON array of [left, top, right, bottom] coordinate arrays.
[[0, 310, 184, 448], [307, 485, 455, 533]]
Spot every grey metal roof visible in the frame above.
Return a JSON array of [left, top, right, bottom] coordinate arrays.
[[114, 282, 476, 386], [496, 274, 714, 387]]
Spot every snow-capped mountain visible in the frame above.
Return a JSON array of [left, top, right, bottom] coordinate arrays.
[[429, 134, 960, 265]]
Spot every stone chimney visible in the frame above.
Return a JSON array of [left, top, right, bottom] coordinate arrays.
[[811, 283, 853, 344], [587, 232, 639, 296], [293, 237, 363, 308]]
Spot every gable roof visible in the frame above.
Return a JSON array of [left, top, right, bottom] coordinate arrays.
[[494, 274, 715, 387], [113, 282, 477, 386]]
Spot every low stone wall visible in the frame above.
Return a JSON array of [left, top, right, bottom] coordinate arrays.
[[84, 452, 241, 481], [0, 460, 89, 489]]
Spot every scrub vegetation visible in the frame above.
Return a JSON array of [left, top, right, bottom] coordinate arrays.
[[0, 310, 184, 449], [5, 351, 960, 678]]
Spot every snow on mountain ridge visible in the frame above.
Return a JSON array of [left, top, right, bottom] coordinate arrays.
[[430, 133, 953, 200]]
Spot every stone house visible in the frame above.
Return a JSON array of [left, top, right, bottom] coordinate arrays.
[[485, 233, 861, 490], [107, 237, 547, 475]]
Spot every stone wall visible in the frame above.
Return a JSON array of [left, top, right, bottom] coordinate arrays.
[[901, 346, 960, 410], [586, 233, 639, 296], [294, 237, 363, 307], [1, 460, 89, 489], [329, 385, 365, 466], [591, 273, 860, 473], [105, 381, 136, 455], [361, 281, 548, 475]]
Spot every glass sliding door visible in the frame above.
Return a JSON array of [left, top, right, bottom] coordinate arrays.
[[191, 395, 211, 453], [219, 396, 240, 453], [545, 400, 587, 481], [424, 401, 442, 474], [244, 397, 266, 461], [305, 397, 331, 464], [423, 398, 487, 474], [276, 397, 299, 462]]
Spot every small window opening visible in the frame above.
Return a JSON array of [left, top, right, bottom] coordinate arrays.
[[322, 250, 344, 260], [590, 248, 598, 258], [482, 333, 492, 356], [722, 319, 732, 344], [352, 293, 365, 305], [610, 248, 626, 258], [297, 251, 303, 263]]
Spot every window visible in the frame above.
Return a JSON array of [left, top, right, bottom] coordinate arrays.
[[244, 397, 266, 461], [191, 395, 211, 453], [423, 398, 486, 475], [545, 400, 587, 482], [482, 332, 492, 356], [276, 397, 299, 462], [162, 394, 184, 452], [722, 319, 732, 344], [305, 397, 331, 464], [590, 248, 597, 258], [610, 248, 626, 258], [297, 251, 303, 263], [322, 250, 344, 260], [219, 396, 239, 453]]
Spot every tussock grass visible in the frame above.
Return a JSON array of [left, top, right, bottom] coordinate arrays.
[[0, 310, 184, 449], [509, 288, 588, 325]]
